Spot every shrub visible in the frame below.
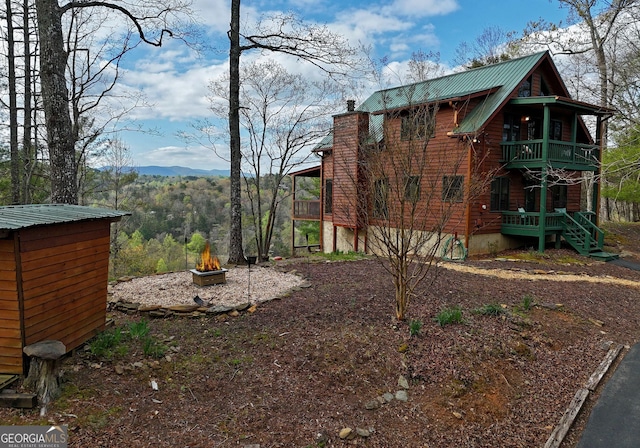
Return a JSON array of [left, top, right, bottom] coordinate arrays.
[[409, 319, 423, 337], [521, 294, 534, 311], [434, 306, 464, 327], [128, 320, 150, 340], [89, 328, 126, 359], [474, 303, 505, 316]]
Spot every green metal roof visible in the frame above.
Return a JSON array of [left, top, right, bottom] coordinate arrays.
[[358, 51, 549, 136], [0, 204, 129, 231]]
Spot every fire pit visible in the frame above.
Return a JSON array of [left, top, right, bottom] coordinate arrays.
[[191, 242, 227, 286]]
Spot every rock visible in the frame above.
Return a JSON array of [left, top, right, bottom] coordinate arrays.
[[248, 305, 258, 313], [149, 310, 167, 318], [167, 305, 200, 313], [398, 375, 409, 389], [207, 305, 235, 314], [115, 365, 124, 375], [398, 343, 409, 353], [356, 428, 371, 438], [376, 395, 386, 404], [234, 302, 251, 311], [365, 399, 380, 410], [228, 310, 240, 317], [132, 362, 144, 369], [23, 340, 66, 360], [540, 303, 564, 310], [453, 411, 463, 419], [383, 392, 395, 403], [339, 427, 354, 440], [395, 390, 408, 402], [138, 305, 162, 312]]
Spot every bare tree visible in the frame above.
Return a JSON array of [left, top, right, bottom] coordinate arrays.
[[213, 59, 342, 261], [4, 0, 20, 203], [332, 64, 492, 320], [226, 0, 361, 263], [34, 0, 191, 204], [454, 26, 521, 68]]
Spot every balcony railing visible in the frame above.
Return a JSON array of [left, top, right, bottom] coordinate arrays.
[[293, 200, 321, 220], [501, 139, 599, 169], [501, 211, 565, 236]]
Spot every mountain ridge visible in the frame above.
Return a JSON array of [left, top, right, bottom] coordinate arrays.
[[100, 165, 230, 177]]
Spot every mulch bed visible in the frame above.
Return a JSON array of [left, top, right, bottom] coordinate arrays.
[[1, 224, 639, 447]]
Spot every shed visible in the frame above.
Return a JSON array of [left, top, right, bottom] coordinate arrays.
[[0, 204, 129, 375]]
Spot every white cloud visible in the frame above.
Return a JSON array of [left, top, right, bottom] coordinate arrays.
[[383, 0, 459, 17]]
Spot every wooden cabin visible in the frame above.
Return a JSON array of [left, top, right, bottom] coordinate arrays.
[[0, 204, 128, 375], [291, 51, 617, 260]]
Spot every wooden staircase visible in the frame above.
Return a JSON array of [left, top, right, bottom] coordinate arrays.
[[561, 211, 618, 261]]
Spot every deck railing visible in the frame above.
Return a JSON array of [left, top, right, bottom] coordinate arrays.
[[501, 139, 599, 168], [293, 200, 321, 220], [501, 211, 565, 236]]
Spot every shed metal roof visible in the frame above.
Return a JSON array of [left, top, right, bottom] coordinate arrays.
[[0, 204, 130, 231]]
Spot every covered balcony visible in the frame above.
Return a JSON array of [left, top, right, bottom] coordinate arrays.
[[293, 199, 321, 220], [501, 140, 599, 170]]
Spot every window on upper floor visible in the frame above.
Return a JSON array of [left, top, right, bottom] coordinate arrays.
[[442, 176, 464, 202], [549, 119, 563, 141], [518, 76, 532, 97], [400, 106, 435, 141], [503, 114, 521, 141]]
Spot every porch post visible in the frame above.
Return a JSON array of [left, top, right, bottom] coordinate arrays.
[[592, 116, 603, 216], [538, 105, 550, 252]]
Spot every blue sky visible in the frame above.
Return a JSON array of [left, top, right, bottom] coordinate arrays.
[[107, 0, 570, 170]]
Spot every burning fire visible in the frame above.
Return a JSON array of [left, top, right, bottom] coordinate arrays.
[[196, 242, 221, 272]]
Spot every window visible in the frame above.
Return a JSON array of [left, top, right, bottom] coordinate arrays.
[[404, 176, 421, 203], [518, 76, 532, 97], [324, 179, 333, 214], [503, 114, 521, 141], [551, 184, 568, 209], [401, 106, 435, 141], [373, 178, 389, 219], [490, 177, 510, 211], [549, 119, 562, 141], [442, 176, 464, 202]]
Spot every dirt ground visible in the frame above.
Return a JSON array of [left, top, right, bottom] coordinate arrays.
[[1, 222, 639, 447]]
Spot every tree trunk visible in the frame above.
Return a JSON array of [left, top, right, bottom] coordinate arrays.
[[35, 0, 78, 204], [227, 0, 245, 264], [6, 0, 20, 204], [22, 0, 34, 204]]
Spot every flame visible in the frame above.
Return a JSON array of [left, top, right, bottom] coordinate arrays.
[[196, 242, 221, 272]]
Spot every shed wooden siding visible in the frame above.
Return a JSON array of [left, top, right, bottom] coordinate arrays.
[[20, 220, 110, 352], [0, 238, 22, 374]]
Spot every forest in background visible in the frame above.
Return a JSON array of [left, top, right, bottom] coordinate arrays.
[[86, 171, 320, 279]]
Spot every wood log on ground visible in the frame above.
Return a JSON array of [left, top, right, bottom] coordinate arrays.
[[23, 340, 66, 415]]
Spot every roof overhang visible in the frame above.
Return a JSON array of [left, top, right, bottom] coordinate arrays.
[[508, 96, 615, 118], [289, 165, 321, 177]]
